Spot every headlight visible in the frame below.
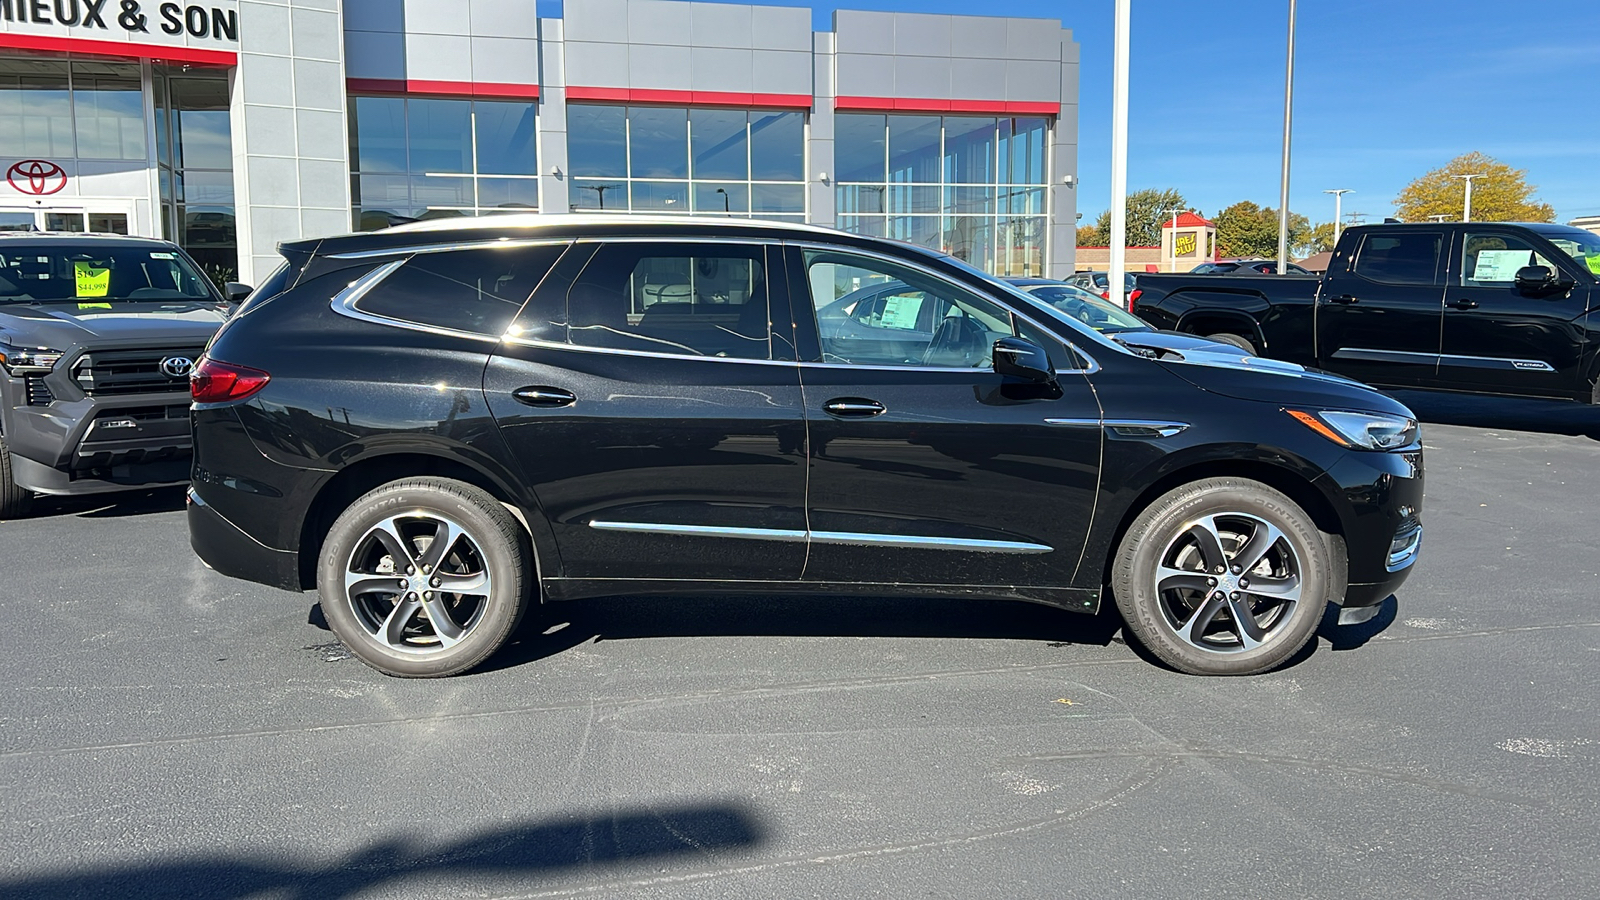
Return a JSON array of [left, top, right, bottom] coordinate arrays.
[[0, 344, 64, 376], [1288, 409, 1418, 450]]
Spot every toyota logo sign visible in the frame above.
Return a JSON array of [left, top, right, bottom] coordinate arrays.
[[6, 160, 67, 196], [160, 356, 195, 379]]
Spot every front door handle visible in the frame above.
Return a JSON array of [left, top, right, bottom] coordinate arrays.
[[823, 397, 886, 418], [512, 386, 577, 408], [1451, 298, 1480, 310], [1328, 294, 1359, 305]]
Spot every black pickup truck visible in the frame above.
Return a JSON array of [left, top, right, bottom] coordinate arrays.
[[1133, 222, 1600, 403]]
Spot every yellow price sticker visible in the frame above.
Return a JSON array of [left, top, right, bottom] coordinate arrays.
[[1588, 256, 1600, 276], [74, 261, 111, 298]]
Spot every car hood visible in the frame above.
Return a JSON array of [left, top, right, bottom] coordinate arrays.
[[0, 300, 231, 348], [1115, 331, 1415, 418]]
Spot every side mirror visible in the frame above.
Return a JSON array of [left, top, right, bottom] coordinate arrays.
[[1513, 266, 1571, 297], [993, 336, 1057, 385], [224, 281, 253, 302]]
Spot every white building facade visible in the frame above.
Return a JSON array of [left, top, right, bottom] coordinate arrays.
[[2, 0, 1080, 283]]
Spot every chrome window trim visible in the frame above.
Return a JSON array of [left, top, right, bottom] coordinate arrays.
[[1044, 418, 1189, 438], [327, 257, 500, 345], [588, 520, 1052, 554], [571, 235, 773, 247], [328, 237, 573, 260], [783, 240, 1101, 375]]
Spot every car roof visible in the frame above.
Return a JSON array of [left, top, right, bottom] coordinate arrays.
[[0, 232, 181, 249]]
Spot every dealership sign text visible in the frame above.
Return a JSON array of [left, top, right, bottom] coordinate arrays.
[[2, 1, 239, 42]]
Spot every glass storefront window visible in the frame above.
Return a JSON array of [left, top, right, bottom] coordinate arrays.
[[566, 104, 806, 221], [0, 58, 145, 160], [349, 95, 540, 228], [155, 66, 235, 281], [835, 113, 1053, 276]]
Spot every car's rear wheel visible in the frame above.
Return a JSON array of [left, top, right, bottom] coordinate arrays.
[[1112, 478, 1333, 676], [0, 433, 33, 519], [1204, 332, 1257, 355], [317, 477, 531, 677]]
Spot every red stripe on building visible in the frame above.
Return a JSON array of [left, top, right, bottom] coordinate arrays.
[[565, 86, 812, 109], [834, 96, 1059, 116], [0, 33, 236, 66], [347, 78, 541, 99]]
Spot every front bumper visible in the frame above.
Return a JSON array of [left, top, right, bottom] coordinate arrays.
[[6, 390, 194, 495], [1322, 446, 1425, 609]]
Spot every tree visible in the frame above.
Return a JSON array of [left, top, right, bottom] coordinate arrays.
[[1393, 152, 1555, 223], [1214, 201, 1310, 259], [1079, 188, 1189, 247], [1298, 222, 1338, 257]]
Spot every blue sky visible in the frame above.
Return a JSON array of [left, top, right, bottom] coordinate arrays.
[[549, 0, 1600, 226]]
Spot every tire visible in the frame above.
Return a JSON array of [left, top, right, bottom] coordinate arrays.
[[1112, 477, 1334, 676], [0, 433, 34, 520], [317, 477, 532, 677], [1205, 332, 1257, 355]]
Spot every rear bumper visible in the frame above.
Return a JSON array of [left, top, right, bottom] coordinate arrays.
[[188, 487, 302, 591]]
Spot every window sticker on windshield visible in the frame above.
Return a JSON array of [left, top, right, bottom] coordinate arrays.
[[1588, 256, 1600, 276], [74, 261, 111, 298], [1471, 249, 1533, 281], [880, 294, 923, 330], [149, 252, 175, 259]]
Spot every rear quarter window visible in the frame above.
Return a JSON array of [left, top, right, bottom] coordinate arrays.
[[1352, 232, 1443, 286], [355, 244, 566, 336]]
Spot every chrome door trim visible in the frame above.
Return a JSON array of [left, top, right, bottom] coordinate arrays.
[[328, 237, 573, 260], [1440, 352, 1556, 372], [1044, 418, 1189, 438], [1330, 348, 1439, 365], [782, 240, 1101, 375], [588, 520, 1052, 554]]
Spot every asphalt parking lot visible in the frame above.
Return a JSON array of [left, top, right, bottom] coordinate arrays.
[[2, 392, 1598, 899]]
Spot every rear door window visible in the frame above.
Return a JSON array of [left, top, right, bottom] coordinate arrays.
[[1352, 232, 1444, 285], [354, 244, 565, 336], [566, 242, 773, 360]]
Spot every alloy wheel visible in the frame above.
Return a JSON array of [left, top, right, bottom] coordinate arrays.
[[344, 513, 493, 654], [1153, 513, 1303, 653]]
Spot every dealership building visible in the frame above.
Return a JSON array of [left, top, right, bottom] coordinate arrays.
[[1, 0, 1080, 283]]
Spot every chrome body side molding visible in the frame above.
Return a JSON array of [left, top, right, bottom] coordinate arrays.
[[588, 521, 1052, 554]]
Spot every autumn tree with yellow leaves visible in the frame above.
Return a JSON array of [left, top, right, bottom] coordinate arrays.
[[1394, 152, 1555, 223]]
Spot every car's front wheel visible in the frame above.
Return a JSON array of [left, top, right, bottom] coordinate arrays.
[[0, 433, 33, 519], [1112, 478, 1334, 676], [317, 477, 532, 677]]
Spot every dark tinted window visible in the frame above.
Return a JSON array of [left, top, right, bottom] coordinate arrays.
[[1354, 232, 1443, 285], [567, 243, 771, 360], [357, 244, 564, 336]]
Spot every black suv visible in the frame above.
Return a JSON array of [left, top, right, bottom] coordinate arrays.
[[189, 216, 1424, 678], [0, 234, 236, 517]]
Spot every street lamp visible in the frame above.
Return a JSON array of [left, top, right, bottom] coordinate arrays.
[[1324, 189, 1352, 243], [1276, 0, 1298, 275], [715, 187, 730, 214], [1450, 173, 1486, 222], [1160, 206, 1184, 272], [1108, 0, 1131, 310], [585, 184, 620, 210]]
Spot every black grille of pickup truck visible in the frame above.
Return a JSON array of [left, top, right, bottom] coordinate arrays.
[[72, 347, 206, 396]]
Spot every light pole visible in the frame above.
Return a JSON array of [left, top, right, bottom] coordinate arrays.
[[1451, 173, 1485, 222], [1108, 0, 1131, 309], [1324, 189, 1352, 243], [1276, 0, 1298, 275], [1160, 206, 1183, 272]]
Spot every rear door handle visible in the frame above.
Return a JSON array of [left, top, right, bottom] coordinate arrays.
[[512, 386, 577, 408], [1328, 294, 1358, 305], [822, 398, 886, 418], [1451, 298, 1479, 310]]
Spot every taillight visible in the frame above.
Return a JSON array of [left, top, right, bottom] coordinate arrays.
[[1128, 288, 1142, 310], [191, 357, 271, 403]]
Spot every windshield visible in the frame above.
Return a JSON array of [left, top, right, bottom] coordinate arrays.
[[1538, 229, 1600, 277], [1023, 285, 1150, 333], [0, 244, 216, 305]]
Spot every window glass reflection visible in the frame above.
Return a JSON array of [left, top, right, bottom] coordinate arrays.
[[627, 106, 688, 179], [475, 101, 539, 175], [408, 99, 473, 174], [888, 115, 940, 184], [750, 111, 803, 181], [352, 97, 407, 173], [568, 104, 627, 177], [834, 113, 886, 183], [691, 108, 747, 180]]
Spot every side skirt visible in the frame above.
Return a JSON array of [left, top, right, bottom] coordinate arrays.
[[541, 577, 1101, 613]]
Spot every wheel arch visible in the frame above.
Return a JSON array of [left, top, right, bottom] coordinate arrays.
[[1095, 457, 1346, 590], [1174, 309, 1266, 351], [296, 451, 556, 590]]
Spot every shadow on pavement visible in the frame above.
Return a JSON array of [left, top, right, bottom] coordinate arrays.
[[1387, 389, 1600, 440], [448, 593, 1124, 672], [0, 803, 763, 900], [1317, 594, 1399, 651]]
